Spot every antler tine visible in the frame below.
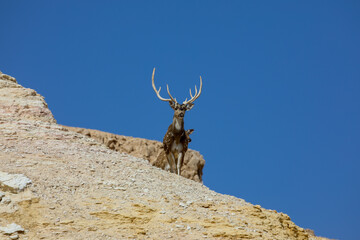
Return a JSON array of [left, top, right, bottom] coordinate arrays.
[[166, 84, 177, 103], [152, 68, 173, 102], [183, 76, 203, 104], [189, 85, 198, 99]]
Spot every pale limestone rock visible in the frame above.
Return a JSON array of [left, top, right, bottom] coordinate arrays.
[[9, 234, 19, 239], [0, 70, 17, 83], [0, 71, 56, 123], [0, 171, 32, 193], [0, 223, 24, 235], [1, 196, 11, 204]]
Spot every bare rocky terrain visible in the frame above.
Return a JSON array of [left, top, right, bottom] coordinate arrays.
[[0, 71, 330, 239], [61, 126, 205, 183]]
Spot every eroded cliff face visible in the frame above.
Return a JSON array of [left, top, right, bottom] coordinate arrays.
[[0, 71, 329, 240]]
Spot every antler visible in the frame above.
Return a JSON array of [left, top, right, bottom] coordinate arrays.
[[183, 76, 202, 105], [152, 68, 177, 103]]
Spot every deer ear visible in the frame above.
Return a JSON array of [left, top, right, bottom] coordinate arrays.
[[185, 103, 194, 111], [187, 129, 194, 135], [169, 101, 177, 110]]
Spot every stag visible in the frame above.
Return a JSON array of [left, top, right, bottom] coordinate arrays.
[[152, 68, 202, 175]]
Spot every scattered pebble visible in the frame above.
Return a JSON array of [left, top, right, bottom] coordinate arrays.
[[0, 191, 5, 200], [10, 234, 19, 239], [1, 196, 11, 204], [179, 202, 186, 208]]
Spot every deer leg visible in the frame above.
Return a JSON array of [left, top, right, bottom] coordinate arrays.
[[177, 152, 183, 175], [164, 162, 170, 172], [166, 153, 176, 173]]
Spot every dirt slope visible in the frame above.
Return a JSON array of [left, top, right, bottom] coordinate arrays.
[[0, 71, 330, 240]]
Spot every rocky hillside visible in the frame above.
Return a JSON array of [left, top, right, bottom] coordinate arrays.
[[61, 126, 205, 183], [0, 71, 329, 240]]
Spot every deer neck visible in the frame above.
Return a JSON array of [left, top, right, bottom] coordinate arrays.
[[172, 117, 184, 134]]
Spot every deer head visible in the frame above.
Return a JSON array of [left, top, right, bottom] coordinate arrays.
[[151, 68, 202, 121]]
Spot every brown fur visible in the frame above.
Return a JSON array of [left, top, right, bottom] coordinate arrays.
[[162, 103, 195, 175]]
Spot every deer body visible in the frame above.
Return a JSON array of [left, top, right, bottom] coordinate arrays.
[[164, 117, 186, 175], [152, 68, 201, 176]]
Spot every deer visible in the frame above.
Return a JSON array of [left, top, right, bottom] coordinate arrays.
[[151, 68, 202, 176]]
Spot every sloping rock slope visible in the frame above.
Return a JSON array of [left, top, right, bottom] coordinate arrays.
[[0, 71, 329, 240], [61, 126, 205, 183]]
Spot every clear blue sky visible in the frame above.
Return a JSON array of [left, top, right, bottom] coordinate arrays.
[[1, 1, 359, 239]]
